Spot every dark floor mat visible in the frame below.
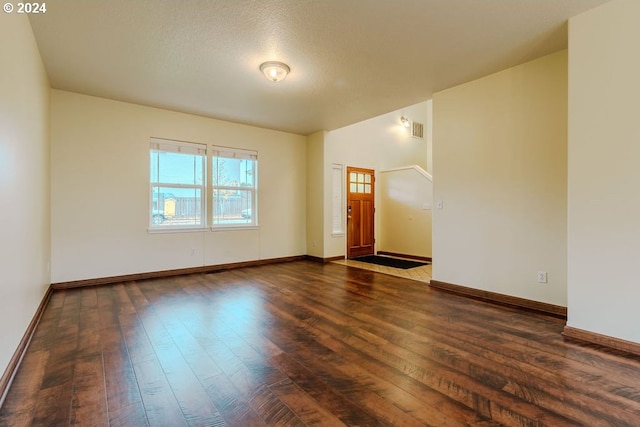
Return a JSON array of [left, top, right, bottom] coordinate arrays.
[[352, 255, 429, 269]]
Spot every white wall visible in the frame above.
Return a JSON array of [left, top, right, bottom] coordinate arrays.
[[51, 91, 306, 283], [322, 102, 430, 257], [432, 50, 568, 306], [567, 0, 640, 342], [0, 14, 50, 376], [379, 166, 432, 258]]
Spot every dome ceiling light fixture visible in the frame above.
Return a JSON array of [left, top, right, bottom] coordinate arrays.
[[260, 61, 290, 83]]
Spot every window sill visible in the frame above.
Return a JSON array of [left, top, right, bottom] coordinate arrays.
[[211, 225, 260, 232], [147, 227, 209, 234]]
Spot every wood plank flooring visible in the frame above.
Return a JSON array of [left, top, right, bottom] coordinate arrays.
[[2, 260, 640, 426]]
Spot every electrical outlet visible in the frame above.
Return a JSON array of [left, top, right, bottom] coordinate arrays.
[[436, 200, 443, 209], [537, 271, 548, 284]]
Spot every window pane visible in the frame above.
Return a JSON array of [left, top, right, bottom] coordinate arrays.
[[350, 183, 357, 193], [151, 150, 204, 185], [365, 174, 371, 184], [210, 146, 258, 228], [152, 186, 202, 226], [364, 183, 371, 194], [349, 172, 357, 182], [150, 139, 205, 230], [357, 183, 364, 193], [213, 189, 253, 225], [213, 157, 255, 187]]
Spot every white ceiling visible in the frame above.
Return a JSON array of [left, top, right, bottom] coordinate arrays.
[[29, 0, 608, 135]]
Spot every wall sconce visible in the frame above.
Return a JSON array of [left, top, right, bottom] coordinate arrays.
[[400, 116, 411, 128], [260, 61, 291, 82]]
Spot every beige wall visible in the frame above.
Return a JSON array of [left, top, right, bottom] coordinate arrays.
[[0, 14, 50, 375], [322, 102, 430, 258], [426, 100, 433, 175], [306, 131, 325, 257], [567, 0, 640, 342], [51, 91, 306, 283], [432, 50, 568, 306], [379, 166, 432, 258]]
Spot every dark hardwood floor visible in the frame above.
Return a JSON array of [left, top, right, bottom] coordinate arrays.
[[2, 260, 640, 426]]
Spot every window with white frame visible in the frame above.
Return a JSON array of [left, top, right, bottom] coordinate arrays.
[[211, 146, 258, 227], [331, 163, 344, 235], [149, 138, 206, 230]]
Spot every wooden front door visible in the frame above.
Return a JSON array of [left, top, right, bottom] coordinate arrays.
[[347, 167, 375, 258]]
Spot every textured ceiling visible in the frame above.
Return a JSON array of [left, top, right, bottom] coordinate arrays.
[[29, 0, 608, 135]]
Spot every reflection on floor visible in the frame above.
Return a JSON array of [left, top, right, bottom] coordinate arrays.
[[333, 256, 432, 284]]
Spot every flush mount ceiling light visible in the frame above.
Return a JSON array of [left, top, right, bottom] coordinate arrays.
[[401, 116, 411, 128], [260, 61, 290, 82]]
